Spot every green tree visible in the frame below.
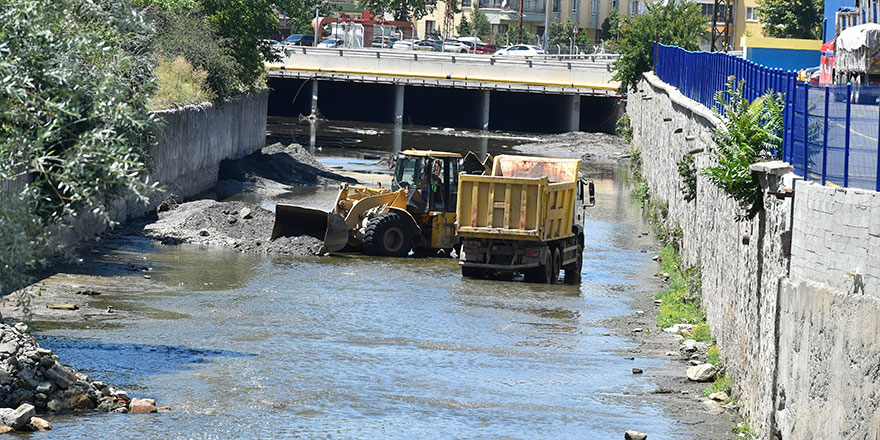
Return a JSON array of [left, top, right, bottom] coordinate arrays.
[[0, 0, 159, 294], [611, 1, 706, 92], [548, 18, 579, 47], [756, 0, 822, 39], [457, 8, 491, 39], [601, 9, 623, 41], [356, 0, 435, 21]]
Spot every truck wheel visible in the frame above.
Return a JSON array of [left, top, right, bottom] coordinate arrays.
[[363, 212, 412, 257], [550, 248, 562, 284], [564, 245, 583, 285], [525, 252, 556, 284], [461, 266, 486, 279]]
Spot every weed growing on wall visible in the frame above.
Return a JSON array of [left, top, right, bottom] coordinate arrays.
[[677, 153, 697, 202], [616, 113, 633, 143], [705, 78, 783, 219]]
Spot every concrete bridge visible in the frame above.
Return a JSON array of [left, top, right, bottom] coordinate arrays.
[[266, 47, 621, 133]]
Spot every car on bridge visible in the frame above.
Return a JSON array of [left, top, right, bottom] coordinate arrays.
[[283, 34, 315, 46], [317, 38, 343, 48], [371, 36, 398, 48], [392, 39, 417, 50], [494, 45, 545, 56], [443, 40, 470, 53]]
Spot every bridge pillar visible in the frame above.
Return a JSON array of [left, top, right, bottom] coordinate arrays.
[[310, 80, 319, 115], [479, 90, 491, 131], [567, 94, 581, 132], [393, 84, 405, 127]]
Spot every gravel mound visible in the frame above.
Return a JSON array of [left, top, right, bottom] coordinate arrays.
[[215, 143, 356, 199], [143, 199, 323, 256], [513, 132, 630, 160]]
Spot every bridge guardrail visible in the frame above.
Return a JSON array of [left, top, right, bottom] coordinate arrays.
[[276, 45, 619, 68]]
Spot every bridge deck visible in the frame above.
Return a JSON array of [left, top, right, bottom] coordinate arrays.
[[267, 47, 621, 97]]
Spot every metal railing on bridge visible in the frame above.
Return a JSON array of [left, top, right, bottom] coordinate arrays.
[[654, 43, 880, 191]]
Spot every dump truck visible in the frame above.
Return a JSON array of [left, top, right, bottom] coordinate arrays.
[[829, 20, 880, 103], [455, 155, 595, 284], [272, 149, 487, 256]]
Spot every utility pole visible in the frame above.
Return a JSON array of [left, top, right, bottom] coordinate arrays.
[[543, 0, 550, 49], [710, 0, 730, 52], [518, 0, 523, 43], [314, 8, 320, 46]]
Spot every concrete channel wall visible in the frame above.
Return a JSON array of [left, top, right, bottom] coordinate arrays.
[[63, 91, 268, 242], [630, 72, 880, 439]]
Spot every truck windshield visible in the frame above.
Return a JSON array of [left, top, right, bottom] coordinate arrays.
[[393, 156, 422, 191]]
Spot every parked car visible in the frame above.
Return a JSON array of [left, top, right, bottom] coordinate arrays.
[[283, 34, 315, 46], [416, 39, 443, 51], [494, 44, 545, 56], [443, 40, 470, 53], [476, 43, 499, 54], [371, 36, 398, 48], [317, 38, 343, 48], [392, 39, 417, 50]]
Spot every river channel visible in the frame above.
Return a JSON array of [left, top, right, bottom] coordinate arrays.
[[29, 120, 721, 438]]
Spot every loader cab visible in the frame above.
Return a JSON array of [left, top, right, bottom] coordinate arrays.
[[392, 150, 461, 214]]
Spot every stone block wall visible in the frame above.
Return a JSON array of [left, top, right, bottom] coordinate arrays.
[[63, 91, 268, 242], [630, 72, 789, 437], [790, 181, 880, 295], [631, 71, 880, 439]]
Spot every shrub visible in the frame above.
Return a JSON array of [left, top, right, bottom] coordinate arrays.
[[149, 56, 214, 110]]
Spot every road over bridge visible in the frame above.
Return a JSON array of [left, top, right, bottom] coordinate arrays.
[[266, 48, 621, 133]]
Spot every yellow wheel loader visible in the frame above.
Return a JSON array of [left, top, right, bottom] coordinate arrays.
[[271, 149, 490, 256]]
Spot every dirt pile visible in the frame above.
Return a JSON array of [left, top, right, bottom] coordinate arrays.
[[143, 200, 324, 256], [512, 132, 630, 161], [215, 142, 356, 199]]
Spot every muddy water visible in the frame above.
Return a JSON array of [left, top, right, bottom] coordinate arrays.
[[30, 122, 690, 438]]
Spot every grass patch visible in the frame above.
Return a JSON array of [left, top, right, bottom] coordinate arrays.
[[706, 344, 721, 366], [733, 420, 756, 439], [703, 375, 732, 397], [653, 244, 707, 332], [148, 56, 214, 110]]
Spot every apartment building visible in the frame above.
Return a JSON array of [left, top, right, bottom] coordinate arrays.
[[414, 0, 762, 49]]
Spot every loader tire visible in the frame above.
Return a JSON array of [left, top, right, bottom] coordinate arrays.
[[363, 212, 412, 257]]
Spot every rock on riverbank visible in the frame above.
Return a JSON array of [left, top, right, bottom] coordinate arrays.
[[143, 200, 324, 256], [0, 322, 158, 431]]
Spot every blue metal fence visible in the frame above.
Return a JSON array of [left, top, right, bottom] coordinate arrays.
[[654, 43, 880, 191]]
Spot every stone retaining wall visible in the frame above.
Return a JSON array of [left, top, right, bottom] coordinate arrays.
[[62, 91, 268, 243], [630, 72, 880, 439]]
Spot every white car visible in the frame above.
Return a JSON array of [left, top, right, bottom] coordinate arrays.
[[494, 45, 545, 56], [392, 39, 416, 50], [317, 38, 343, 48], [443, 40, 470, 53]]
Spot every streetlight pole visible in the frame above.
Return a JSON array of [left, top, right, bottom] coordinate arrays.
[[542, 0, 549, 49], [518, 0, 523, 43], [314, 8, 320, 46]]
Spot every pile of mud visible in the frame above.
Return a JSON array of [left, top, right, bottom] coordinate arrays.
[[512, 132, 630, 161], [215, 143, 356, 199], [143, 200, 324, 256]]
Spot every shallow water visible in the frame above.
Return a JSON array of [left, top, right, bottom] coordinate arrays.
[[28, 123, 690, 439]]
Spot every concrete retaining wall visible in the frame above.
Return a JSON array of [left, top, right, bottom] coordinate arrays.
[[64, 91, 268, 242], [630, 72, 880, 439]]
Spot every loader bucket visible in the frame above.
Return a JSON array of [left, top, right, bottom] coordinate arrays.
[[271, 204, 350, 252]]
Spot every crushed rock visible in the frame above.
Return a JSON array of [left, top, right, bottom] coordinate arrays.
[[512, 132, 630, 161], [143, 200, 323, 256]]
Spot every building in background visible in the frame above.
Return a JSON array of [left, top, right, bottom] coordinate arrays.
[[414, 0, 762, 49]]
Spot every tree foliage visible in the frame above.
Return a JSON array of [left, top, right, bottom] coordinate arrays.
[[357, 0, 434, 21], [756, 0, 822, 39], [601, 9, 623, 41], [0, 0, 160, 294], [611, 1, 706, 92], [704, 79, 784, 218], [548, 18, 578, 47], [457, 8, 492, 39]]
